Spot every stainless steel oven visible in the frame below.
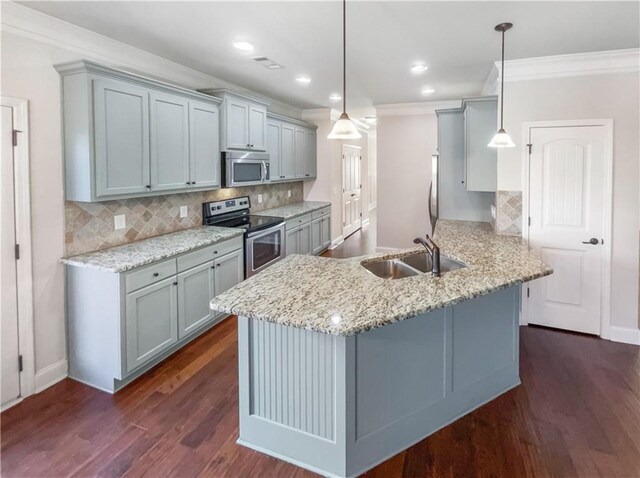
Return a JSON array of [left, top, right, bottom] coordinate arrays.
[[245, 222, 286, 278], [223, 151, 270, 188]]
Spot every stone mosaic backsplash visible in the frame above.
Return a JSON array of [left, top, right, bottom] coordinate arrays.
[[494, 190, 523, 236], [65, 182, 303, 256]]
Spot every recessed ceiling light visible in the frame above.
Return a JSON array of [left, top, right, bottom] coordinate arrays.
[[362, 115, 377, 125], [421, 86, 436, 95], [329, 93, 342, 101], [296, 75, 311, 84], [233, 41, 254, 52], [411, 63, 428, 74]]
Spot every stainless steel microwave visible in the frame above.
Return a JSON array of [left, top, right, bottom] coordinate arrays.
[[223, 151, 270, 188]]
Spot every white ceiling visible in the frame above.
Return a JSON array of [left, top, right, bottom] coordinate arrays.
[[19, 1, 640, 109]]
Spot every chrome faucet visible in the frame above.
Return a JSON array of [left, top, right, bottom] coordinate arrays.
[[413, 234, 441, 277]]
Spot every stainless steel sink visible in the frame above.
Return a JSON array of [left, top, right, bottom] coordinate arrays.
[[400, 252, 467, 274], [362, 259, 419, 279]]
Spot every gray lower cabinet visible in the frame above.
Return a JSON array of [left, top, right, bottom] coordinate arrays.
[[177, 261, 215, 339], [93, 77, 151, 197], [125, 276, 178, 373], [56, 60, 222, 202], [286, 207, 331, 257], [66, 236, 243, 393]]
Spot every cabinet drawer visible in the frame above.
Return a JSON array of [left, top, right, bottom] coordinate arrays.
[[177, 236, 243, 273], [312, 206, 331, 220], [125, 258, 177, 293], [286, 213, 312, 231]]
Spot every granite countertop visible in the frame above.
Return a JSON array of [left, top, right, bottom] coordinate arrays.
[[254, 201, 331, 220], [62, 226, 243, 272], [210, 219, 553, 336]]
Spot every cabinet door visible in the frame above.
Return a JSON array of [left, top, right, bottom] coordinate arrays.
[[298, 222, 312, 255], [150, 92, 190, 191], [321, 215, 331, 249], [189, 101, 220, 188], [125, 277, 178, 373], [281, 124, 296, 179], [305, 129, 317, 178], [465, 99, 498, 192], [225, 98, 249, 150], [266, 120, 281, 181], [93, 78, 150, 197], [294, 127, 307, 179], [177, 262, 215, 339], [214, 249, 244, 297], [285, 228, 299, 256], [311, 217, 323, 255], [248, 105, 267, 151]]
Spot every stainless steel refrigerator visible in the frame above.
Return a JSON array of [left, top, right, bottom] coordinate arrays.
[[429, 154, 438, 232]]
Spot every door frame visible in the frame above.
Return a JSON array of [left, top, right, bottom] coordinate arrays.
[[1, 97, 35, 410], [341, 143, 362, 239], [520, 119, 613, 340]]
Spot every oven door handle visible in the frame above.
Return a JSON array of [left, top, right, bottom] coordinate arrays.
[[246, 222, 285, 239]]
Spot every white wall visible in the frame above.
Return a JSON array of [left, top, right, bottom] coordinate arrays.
[[1, 15, 305, 389], [376, 114, 438, 248], [498, 72, 640, 331]]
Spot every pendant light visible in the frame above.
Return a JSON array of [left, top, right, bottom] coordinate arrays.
[[488, 22, 515, 148], [328, 0, 361, 139]]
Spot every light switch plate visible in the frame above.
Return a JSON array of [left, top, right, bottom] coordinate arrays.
[[257, 194, 263, 204], [114, 214, 126, 230], [180, 206, 188, 218], [287, 190, 291, 198]]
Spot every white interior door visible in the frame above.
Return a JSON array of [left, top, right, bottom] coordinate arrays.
[[1, 105, 21, 406], [342, 144, 362, 238], [527, 125, 607, 335]]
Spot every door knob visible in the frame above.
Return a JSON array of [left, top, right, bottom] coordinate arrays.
[[582, 238, 600, 245], [351, 193, 356, 197]]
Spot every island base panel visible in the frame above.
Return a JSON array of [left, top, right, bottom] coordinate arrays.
[[237, 285, 521, 477]]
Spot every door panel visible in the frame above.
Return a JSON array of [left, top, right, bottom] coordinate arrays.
[[1, 105, 20, 406], [214, 249, 244, 296], [321, 216, 331, 249], [286, 228, 299, 256], [226, 99, 249, 149], [311, 218, 322, 254], [298, 222, 312, 255], [248, 105, 267, 151], [93, 79, 150, 196], [150, 92, 190, 191], [342, 145, 362, 238], [189, 101, 220, 188], [281, 125, 295, 179], [178, 262, 214, 338], [528, 125, 605, 335], [125, 277, 178, 372]]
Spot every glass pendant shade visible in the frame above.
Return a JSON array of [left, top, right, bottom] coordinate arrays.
[[488, 128, 515, 148], [328, 112, 362, 139]]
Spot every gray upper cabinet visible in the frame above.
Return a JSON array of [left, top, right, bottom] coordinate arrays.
[[150, 91, 190, 191], [200, 89, 269, 152], [266, 120, 281, 180], [125, 276, 178, 373], [463, 97, 498, 192], [94, 78, 150, 197], [56, 60, 222, 202], [189, 101, 220, 188], [281, 124, 296, 179], [266, 113, 317, 183]]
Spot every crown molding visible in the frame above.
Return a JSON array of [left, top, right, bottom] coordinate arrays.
[[267, 111, 317, 129], [1, 1, 303, 118], [496, 48, 640, 82], [375, 100, 462, 117]]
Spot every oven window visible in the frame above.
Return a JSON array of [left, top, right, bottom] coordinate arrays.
[[233, 162, 262, 183], [253, 229, 282, 271]]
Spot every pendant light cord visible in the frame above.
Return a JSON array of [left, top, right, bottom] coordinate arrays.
[[342, 0, 347, 114], [500, 28, 505, 130]]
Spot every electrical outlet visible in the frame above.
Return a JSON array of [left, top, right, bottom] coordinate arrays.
[[257, 194, 263, 204], [287, 189, 291, 198], [114, 214, 126, 230], [180, 206, 188, 218]]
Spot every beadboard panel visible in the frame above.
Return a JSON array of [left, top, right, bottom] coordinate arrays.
[[249, 319, 336, 441]]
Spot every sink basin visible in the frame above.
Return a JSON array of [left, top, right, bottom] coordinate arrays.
[[362, 259, 419, 279], [400, 253, 467, 274]]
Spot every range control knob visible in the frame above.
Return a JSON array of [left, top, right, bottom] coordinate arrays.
[[216, 205, 222, 210]]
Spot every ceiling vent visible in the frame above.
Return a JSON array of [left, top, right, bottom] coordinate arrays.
[[253, 57, 285, 69]]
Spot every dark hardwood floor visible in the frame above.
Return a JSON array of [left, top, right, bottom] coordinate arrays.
[[3, 211, 639, 477]]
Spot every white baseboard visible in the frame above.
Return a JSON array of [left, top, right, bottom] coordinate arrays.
[[34, 359, 68, 393], [362, 218, 371, 230], [609, 326, 640, 346], [329, 235, 344, 250]]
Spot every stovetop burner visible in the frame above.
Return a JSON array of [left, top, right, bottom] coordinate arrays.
[[203, 196, 284, 235]]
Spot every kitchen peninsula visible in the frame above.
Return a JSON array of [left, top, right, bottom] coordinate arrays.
[[210, 220, 552, 477]]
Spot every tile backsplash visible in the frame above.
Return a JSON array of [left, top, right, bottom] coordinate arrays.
[[65, 182, 303, 256], [494, 190, 523, 236]]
